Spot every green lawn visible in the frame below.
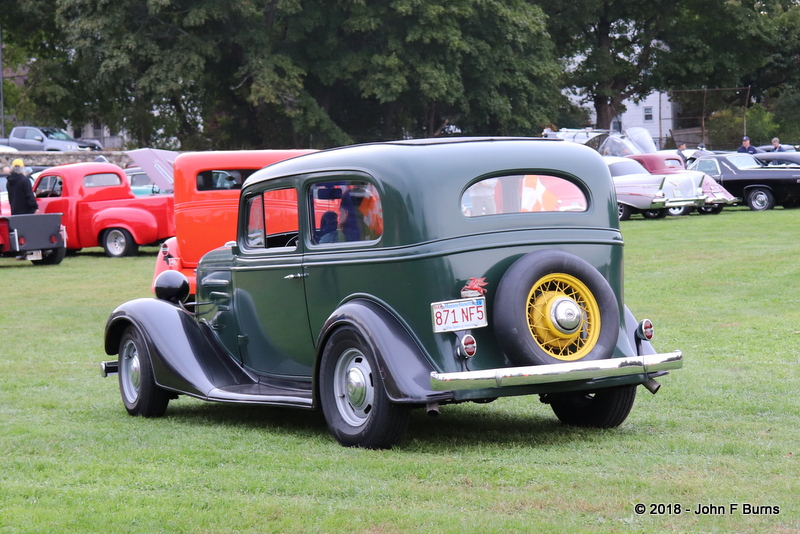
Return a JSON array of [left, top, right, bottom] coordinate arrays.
[[1, 209, 797, 533]]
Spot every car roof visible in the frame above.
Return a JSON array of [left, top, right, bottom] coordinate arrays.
[[245, 137, 620, 242]]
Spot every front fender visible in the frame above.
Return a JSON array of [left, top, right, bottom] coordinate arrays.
[[93, 207, 158, 245], [317, 299, 453, 404], [105, 298, 255, 397]]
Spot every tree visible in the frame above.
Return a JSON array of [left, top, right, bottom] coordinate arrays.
[[8, 0, 560, 149], [534, 0, 783, 130]]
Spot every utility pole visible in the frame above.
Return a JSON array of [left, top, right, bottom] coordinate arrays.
[[0, 25, 5, 138]]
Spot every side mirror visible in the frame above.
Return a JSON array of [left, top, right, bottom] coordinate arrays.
[[34, 135, 44, 142]]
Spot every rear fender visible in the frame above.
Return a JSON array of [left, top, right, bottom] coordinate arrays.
[[105, 298, 255, 397], [93, 207, 158, 245], [316, 298, 452, 405]]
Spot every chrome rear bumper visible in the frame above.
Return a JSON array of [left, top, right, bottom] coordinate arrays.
[[429, 351, 682, 391]]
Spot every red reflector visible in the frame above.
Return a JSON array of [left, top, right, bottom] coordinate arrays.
[[50, 235, 57, 244], [19, 236, 26, 245]]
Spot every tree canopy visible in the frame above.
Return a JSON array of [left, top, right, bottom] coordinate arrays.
[[1, 0, 561, 149], [2, 0, 800, 148]]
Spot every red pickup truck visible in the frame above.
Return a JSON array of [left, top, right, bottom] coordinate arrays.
[[145, 150, 313, 293], [33, 162, 174, 257]]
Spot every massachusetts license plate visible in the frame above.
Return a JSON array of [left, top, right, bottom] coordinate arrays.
[[431, 297, 487, 333]]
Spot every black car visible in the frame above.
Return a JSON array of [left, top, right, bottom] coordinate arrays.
[[688, 153, 800, 210]]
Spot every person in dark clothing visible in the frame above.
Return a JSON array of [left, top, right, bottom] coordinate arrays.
[[6, 158, 39, 215], [738, 136, 757, 154]]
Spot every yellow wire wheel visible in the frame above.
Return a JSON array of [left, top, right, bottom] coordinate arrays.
[[526, 273, 601, 361], [493, 249, 619, 366]]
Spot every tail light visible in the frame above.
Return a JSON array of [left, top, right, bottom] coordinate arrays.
[[636, 319, 654, 341]]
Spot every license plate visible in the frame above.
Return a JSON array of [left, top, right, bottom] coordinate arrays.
[[672, 188, 683, 197], [26, 250, 43, 260], [431, 297, 487, 333]]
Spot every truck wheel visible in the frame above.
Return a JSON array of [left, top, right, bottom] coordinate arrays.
[[547, 385, 637, 428], [118, 325, 170, 417], [103, 228, 139, 257], [493, 250, 619, 366], [32, 246, 67, 266], [319, 326, 411, 449]]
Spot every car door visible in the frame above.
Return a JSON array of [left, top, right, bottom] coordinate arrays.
[[231, 182, 314, 378]]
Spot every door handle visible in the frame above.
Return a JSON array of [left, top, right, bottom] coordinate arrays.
[[284, 273, 309, 280]]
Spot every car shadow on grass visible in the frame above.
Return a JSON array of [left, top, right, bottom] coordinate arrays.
[[157, 397, 635, 450]]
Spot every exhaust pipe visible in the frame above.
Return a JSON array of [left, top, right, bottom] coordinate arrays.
[[426, 402, 440, 416], [642, 378, 661, 394]]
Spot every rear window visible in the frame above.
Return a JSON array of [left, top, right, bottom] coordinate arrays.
[[607, 160, 648, 177], [462, 174, 587, 217], [84, 173, 122, 187], [196, 169, 258, 191]]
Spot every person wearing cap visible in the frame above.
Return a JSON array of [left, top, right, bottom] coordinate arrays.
[[6, 158, 39, 215], [738, 136, 757, 154]]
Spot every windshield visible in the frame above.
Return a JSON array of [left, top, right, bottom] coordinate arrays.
[[726, 154, 761, 169], [41, 127, 76, 141]]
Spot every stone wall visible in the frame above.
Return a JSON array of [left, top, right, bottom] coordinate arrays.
[[1, 151, 133, 169]]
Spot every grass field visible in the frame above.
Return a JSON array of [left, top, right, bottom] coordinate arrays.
[[1, 208, 798, 533]]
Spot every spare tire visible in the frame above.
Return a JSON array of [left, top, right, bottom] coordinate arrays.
[[493, 250, 620, 366]]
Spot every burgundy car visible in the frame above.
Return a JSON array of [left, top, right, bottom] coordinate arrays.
[[627, 153, 739, 215]]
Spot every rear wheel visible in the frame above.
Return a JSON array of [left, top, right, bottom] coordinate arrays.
[[319, 327, 410, 449], [118, 326, 170, 417], [103, 228, 139, 257], [547, 385, 637, 428], [642, 209, 668, 219], [617, 203, 633, 221], [747, 188, 775, 211], [31, 246, 66, 265], [697, 204, 723, 215], [668, 206, 692, 216]]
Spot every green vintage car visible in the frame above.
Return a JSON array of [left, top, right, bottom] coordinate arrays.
[[101, 138, 682, 449]]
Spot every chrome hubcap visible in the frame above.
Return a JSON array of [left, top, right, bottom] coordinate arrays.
[[550, 297, 582, 334], [120, 339, 141, 403], [108, 230, 126, 255], [333, 348, 374, 427]]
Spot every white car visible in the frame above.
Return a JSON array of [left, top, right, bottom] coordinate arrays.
[[604, 157, 706, 220]]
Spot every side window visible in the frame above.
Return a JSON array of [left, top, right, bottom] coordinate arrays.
[[244, 188, 299, 250], [84, 173, 122, 188], [197, 169, 257, 191], [34, 176, 63, 198], [463, 174, 587, 216], [695, 160, 718, 174], [309, 181, 383, 245]]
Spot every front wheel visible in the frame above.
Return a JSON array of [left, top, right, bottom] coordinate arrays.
[[747, 188, 775, 211], [547, 385, 637, 428], [319, 327, 410, 449], [118, 326, 170, 417], [103, 228, 139, 257]]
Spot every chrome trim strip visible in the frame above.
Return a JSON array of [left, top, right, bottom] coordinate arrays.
[[206, 388, 313, 407], [429, 351, 682, 391]]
